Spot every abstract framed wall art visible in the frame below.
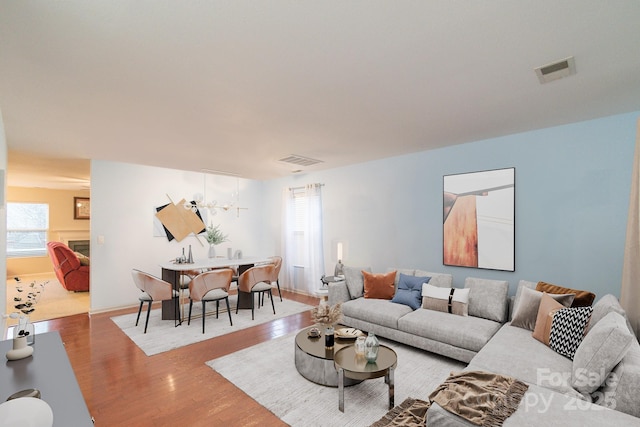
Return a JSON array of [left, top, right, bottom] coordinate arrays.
[[443, 167, 515, 271]]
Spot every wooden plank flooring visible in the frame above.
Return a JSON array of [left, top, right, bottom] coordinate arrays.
[[33, 291, 319, 427]]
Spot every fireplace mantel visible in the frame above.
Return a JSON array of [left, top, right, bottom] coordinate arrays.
[[55, 230, 90, 246]]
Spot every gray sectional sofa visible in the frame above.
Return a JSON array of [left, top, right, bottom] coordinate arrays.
[[328, 268, 640, 425], [328, 268, 508, 363]]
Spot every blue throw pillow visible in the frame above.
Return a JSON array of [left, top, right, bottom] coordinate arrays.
[[391, 273, 431, 310]]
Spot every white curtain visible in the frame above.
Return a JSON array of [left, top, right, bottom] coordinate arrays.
[[304, 183, 325, 294], [281, 187, 296, 291], [281, 184, 325, 294], [621, 118, 640, 336]]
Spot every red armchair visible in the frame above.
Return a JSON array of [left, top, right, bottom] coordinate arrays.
[[46, 242, 90, 292]]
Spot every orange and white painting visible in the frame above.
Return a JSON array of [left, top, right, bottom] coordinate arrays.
[[443, 168, 515, 271]]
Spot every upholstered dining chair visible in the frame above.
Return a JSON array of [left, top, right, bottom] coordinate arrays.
[[269, 256, 283, 302], [132, 269, 180, 333], [179, 269, 202, 319], [260, 256, 283, 306], [237, 264, 276, 320], [188, 268, 234, 333]]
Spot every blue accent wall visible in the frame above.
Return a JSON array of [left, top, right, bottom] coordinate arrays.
[[265, 111, 639, 298]]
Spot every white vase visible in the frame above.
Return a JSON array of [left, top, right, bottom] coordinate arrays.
[[208, 244, 216, 259], [6, 336, 34, 360]]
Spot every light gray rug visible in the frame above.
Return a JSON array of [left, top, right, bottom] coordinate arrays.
[[111, 295, 312, 356], [206, 333, 465, 426]]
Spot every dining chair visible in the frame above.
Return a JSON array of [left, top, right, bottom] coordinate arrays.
[[180, 269, 202, 319], [237, 264, 276, 320], [188, 268, 234, 333], [260, 256, 283, 306], [132, 269, 180, 333], [269, 256, 283, 302]]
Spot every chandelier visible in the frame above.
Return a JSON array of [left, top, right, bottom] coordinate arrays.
[[183, 170, 248, 217]]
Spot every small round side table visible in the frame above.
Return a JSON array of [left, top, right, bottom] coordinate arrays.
[[333, 344, 397, 412]]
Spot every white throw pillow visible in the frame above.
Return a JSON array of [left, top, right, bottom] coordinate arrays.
[[422, 284, 469, 316]]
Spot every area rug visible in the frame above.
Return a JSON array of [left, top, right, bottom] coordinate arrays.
[[206, 333, 465, 426], [5, 274, 89, 324], [111, 295, 312, 356]]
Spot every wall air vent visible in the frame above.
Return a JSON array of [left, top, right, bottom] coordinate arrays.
[[278, 155, 323, 167], [534, 56, 576, 84]]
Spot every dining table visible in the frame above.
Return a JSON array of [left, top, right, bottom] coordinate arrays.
[[158, 256, 272, 321]]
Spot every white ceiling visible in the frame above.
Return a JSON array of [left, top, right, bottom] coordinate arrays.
[[2, 1, 640, 189]]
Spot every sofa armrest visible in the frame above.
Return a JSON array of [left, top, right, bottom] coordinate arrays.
[[328, 281, 350, 306]]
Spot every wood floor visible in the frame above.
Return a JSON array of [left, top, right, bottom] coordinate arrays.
[[35, 291, 319, 427]]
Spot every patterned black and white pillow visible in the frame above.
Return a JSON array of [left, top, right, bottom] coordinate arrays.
[[548, 306, 594, 359]]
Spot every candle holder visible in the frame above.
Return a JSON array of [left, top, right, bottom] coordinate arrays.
[[324, 325, 335, 349]]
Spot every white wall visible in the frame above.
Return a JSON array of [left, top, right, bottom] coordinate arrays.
[[263, 112, 639, 298], [87, 110, 637, 313], [90, 160, 267, 312]]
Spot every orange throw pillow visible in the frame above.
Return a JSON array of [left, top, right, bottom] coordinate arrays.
[[363, 270, 396, 300], [532, 292, 564, 344], [536, 281, 595, 307]]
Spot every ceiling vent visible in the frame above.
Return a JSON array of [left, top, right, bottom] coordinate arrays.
[[534, 56, 576, 84], [278, 154, 323, 167]]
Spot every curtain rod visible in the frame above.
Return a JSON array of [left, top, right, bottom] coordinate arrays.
[[289, 183, 325, 191]]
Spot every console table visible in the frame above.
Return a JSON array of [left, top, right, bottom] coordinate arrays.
[[0, 331, 93, 426], [159, 256, 272, 320]]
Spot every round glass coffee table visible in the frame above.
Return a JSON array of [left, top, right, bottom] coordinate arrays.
[[294, 325, 363, 387], [334, 344, 397, 412]]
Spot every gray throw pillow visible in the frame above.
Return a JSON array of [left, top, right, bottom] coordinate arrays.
[[343, 265, 371, 299], [510, 286, 575, 330], [585, 294, 630, 335], [464, 277, 509, 323], [572, 312, 634, 394]]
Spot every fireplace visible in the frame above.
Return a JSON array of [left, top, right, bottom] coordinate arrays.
[[68, 240, 90, 257]]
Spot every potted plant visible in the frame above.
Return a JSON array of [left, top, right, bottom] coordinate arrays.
[[204, 223, 228, 258]]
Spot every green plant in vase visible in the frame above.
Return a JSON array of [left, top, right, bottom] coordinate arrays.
[[204, 223, 229, 258]]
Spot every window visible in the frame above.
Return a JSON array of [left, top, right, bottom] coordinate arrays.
[[7, 203, 49, 258], [283, 184, 324, 293]]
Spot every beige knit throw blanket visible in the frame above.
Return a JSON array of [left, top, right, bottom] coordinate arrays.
[[428, 371, 529, 427]]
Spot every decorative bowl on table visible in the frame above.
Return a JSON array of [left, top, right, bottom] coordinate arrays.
[[307, 327, 321, 338], [335, 327, 365, 340]]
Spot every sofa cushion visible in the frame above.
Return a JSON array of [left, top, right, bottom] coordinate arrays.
[[363, 270, 396, 299], [341, 298, 413, 330], [547, 306, 593, 360], [511, 280, 537, 321], [463, 277, 509, 323], [398, 309, 502, 352], [422, 284, 469, 316], [532, 292, 565, 343], [511, 287, 575, 331], [595, 338, 640, 417], [468, 324, 583, 399], [388, 268, 415, 291], [74, 252, 90, 266], [586, 294, 631, 335], [343, 265, 371, 299], [536, 281, 596, 307], [391, 273, 430, 310], [415, 270, 453, 288], [572, 311, 634, 394]]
